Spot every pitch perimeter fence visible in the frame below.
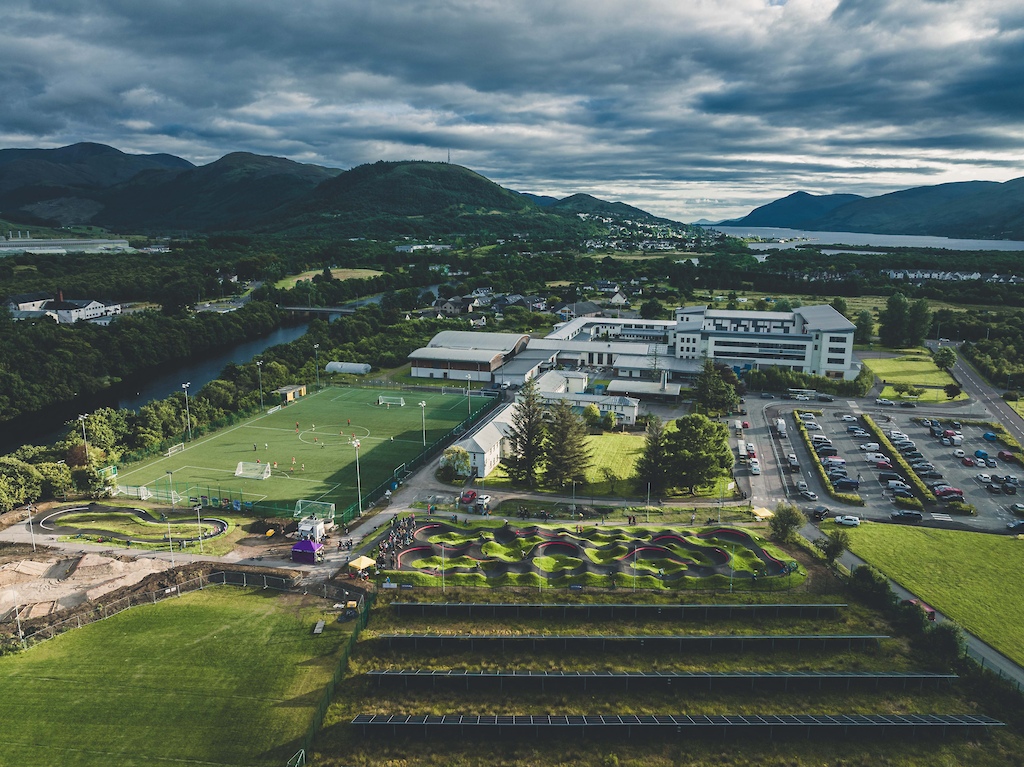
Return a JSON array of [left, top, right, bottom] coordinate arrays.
[[120, 385, 503, 526]]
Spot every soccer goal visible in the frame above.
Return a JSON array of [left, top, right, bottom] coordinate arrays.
[[165, 443, 185, 457], [293, 499, 336, 521], [377, 395, 406, 407], [235, 461, 272, 480]]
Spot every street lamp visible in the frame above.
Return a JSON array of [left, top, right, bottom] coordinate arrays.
[[313, 343, 321, 390], [352, 439, 363, 516], [182, 382, 192, 441], [419, 401, 427, 445], [467, 373, 472, 418], [78, 414, 90, 465], [196, 504, 204, 556], [256, 360, 264, 410], [25, 503, 36, 552]]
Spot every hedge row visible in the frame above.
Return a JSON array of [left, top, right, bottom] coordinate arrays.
[[894, 495, 925, 510], [793, 411, 864, 507], [861, 414, 937, 504]]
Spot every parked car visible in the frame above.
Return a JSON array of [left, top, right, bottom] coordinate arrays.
[[892, 488, 915, 499], [804, 422, 822, 430], [987, 483, 1004, 495], [904, 451, 925, 461], [1007, 520, 1024, 532], [975, 449, 989, 459], [903, 598, 936, 620], [794, 394, 810, 401], [891, 509, 924, 521], [986, 457, 998, 468], [835, 478, 860, 491], [899, 402, 918, 408], [846, 425, 863, 432], [936, 487, 964, 497], [808, 505, 831, 521], [817, 394, 835, 402], [760, 392, 775, 399], [796, 480, 809, 491], [749, 458, 761, 475], [460, 489, 478, 504], [998, 450, 1017, 463], [876, 461, 893, 470], [875, 398, 895, 406], [976, 473, 992, 484], [918, 471, 944, 480], [1004, 484, 1018, 495], [864, 453, 888, 463], [953, 449, 966, 458], [962, 457, 976, 467], [1010, 503, 1024, 515], [799, 489, 819, 501], [834, 515, 862, 526], [879, 472, 905, 483], [859, 443, 881, 451], [841, 415, 858, 422], [742, 421, 750, 429]]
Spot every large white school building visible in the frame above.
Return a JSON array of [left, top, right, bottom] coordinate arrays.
[[409, 304, 859, 387]]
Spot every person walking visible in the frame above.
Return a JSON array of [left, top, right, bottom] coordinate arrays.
[[253, 443, 257, 451]]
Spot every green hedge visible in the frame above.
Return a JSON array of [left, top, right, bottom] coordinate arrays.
[[945, 500, 978, 516], [793, 412, 864, 507], [894, 495, 924, 510], [861, 414, 936, 504]]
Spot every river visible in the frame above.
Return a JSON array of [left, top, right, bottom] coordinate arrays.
[[2, 321, 311, 453], [715, 226, 1024, 252]]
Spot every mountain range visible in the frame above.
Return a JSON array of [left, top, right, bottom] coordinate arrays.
[[721, 180, 1024, 240], [0, 143, 690, 239]]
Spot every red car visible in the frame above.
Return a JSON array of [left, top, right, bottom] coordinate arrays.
[[961, 456, 976, 467], [876, 461, 892, 469], [742, 421, 750, 429], [460, 489, 478, 504], [936, 487, 963, 497]]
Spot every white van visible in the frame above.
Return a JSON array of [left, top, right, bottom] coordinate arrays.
[[864, 453, 888, 463], [749, 458, 761, 475], [811, 435, 831, 444], [888, 480, 911, 491]]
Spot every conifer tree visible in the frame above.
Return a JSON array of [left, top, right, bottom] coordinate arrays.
[[543, 398, 593, 488], [504, 377, 546, 487]]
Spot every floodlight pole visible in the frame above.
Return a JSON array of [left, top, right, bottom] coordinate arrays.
[[165, 475, 176, 566], [78, 414, 90, 465], [419, 401, 427, 445], [182, 382, 192, 441], [256, 360, 264, 411], [353, 439, 363, 516], [647, 483, 651, 524], [313, 344, 320, 390], [441, 543, 445, 594], [25, 503, 36, 552], [729, 542, 736, 593], [196, 504, 204, 555], [466, 374, 472, 417]]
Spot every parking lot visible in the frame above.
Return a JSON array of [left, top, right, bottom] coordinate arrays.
[[793, 407, 1023, 529]]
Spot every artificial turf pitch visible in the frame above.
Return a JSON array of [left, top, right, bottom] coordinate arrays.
[[115, 386, 490, 514], [0, 588, 351, 767]]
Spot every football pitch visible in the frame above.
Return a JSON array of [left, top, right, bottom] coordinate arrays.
[[115, 386, 491, 515], [0, 588, 351, 767]]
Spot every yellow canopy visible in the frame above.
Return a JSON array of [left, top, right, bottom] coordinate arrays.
[[348, 555, 376, 570], [750, 507, 774, 519]]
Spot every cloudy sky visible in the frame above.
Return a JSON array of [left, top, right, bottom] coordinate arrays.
[[4, 0, 1024, 220]]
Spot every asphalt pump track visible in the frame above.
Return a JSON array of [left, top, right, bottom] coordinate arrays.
[[394, 522, 789, 582], [38, 503, 229, 546]]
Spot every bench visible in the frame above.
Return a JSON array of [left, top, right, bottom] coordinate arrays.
[[313, 620, 325, 635]]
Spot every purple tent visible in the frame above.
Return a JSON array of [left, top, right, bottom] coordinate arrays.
[[291, 539, 324, 564]]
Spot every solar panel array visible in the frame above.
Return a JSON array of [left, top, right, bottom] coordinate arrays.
[[352, 712, 1003, 738], [377, 633, 888, 653], [390, 602, 846, 620], [367, 669, 957, 692]]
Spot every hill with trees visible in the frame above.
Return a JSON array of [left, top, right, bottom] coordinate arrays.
[[722, 178, 1024, 240]]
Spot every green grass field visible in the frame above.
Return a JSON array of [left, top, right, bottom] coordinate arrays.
[[0, 588, 352, 766], [273, 267, 384, 289], [862, 354, 957, 388], [845, 525, 1024, 667], [115, 386, 490, 514]]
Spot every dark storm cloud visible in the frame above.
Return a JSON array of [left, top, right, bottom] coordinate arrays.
[[2, 0, 1024, 220]]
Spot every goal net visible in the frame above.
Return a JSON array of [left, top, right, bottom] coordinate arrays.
[[293, 499, 336, 521], [165, 443, 185, 457], [235, 461, 272, 480], [377, 395, 406, 406], [115, 485, 152, 501]]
